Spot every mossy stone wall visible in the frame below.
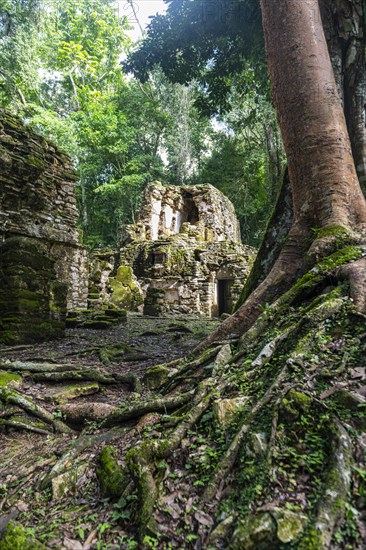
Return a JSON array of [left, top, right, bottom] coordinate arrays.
[[0, 110, 88, 342], [0, 237, 67, 344]]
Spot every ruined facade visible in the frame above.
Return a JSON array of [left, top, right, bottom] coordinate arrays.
[[0, 111, 255, 342], [0, 110, 88, 343], [92, 183, 255, 317]]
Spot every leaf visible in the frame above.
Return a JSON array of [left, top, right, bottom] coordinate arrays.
[[63, 537, 83, 550], [194, 510, 214, 527]]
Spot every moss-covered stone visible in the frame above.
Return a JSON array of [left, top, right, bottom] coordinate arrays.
[[0, 371, 21, 388], [143, 365, 169, 390], [0, 521, 45, 550], [281, 389, 312, 419], [96, 445, 127, 498], [232, 513, 278, 550], [109, 266, 144, 311], [213, 397, 249, 428], [47, 382, 99, 404], [273, 509, 308, 543], [51, 463, 88, 500]]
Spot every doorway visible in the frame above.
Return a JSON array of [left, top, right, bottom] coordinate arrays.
[[217, 279, 234, 316]]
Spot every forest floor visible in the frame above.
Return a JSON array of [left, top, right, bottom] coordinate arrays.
[[0, 314, 221, 550]]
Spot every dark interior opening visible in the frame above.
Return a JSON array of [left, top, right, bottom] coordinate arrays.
[[217, 279, 234, 316], [153, 252, 166, 265], [182, 193, 199, 226]]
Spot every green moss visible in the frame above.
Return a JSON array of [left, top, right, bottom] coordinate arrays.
[[0, 521, 45, 550], [281, 390, 311, 419], [284, 246, 363, 306], [27, 154, 46, 171], [313, 225, 351, 241], [273, 509, 308, 543], [143, 365, 169, 390], [109, 266, 143, 310], [115, 266, 133, 284], [96, 445, 127, 498], [0, 371, 21, 387]]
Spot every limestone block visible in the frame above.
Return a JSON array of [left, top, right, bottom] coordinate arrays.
[[47, 382, 99, 404], [213, 397, 249, 427], [51, 463, 88, 500]]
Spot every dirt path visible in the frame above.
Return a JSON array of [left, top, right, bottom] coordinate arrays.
[[0, 314, 220, 549]]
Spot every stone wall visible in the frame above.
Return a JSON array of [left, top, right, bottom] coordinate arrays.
[[0, 110, 88, 343], [121, 182, 241, 244], [92, 182, 255, 317]]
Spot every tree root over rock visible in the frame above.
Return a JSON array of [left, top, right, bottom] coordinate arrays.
[[1, 248, 365, 549], [0, 387, 73, 434]]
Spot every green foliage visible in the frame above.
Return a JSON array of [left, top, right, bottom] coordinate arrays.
[[0, 0, 283, 248], [125, 0, 265, 116]]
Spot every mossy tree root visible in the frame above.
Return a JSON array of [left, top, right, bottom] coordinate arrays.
[[0, 361, 83, 373], [126, 381, 212, 533], [300, 420, 353, 549], [195, 244, 366, 354], [0, 387, 73, 434], [100, 390, 196, 428], [0, 418, 53, 436], [161, 347, 221, 394], [32, 369, 114, 384], [1, 361, 141, 392], [201, 366, 289, 506], [42, 369, 141, 392]]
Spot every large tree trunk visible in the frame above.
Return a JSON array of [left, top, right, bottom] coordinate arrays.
[[235, 0, 366, 311], [320, 0, 366, 194], [261, 0, 366, 230], [196, 0, 366, 353]]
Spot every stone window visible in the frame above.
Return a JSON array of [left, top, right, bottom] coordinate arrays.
[[154, 252, 166, 265]]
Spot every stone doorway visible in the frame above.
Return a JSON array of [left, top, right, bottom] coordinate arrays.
[[217, 279, 234, 316]]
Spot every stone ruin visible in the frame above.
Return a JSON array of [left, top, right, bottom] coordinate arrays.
[[0, 110, 88, 343], [91, 182, 255, 317], [0, 110, 255, 343]]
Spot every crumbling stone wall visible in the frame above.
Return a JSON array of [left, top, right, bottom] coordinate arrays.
[[92, 182, 255, 317], [0, 110, 88, 343], [121, 182, 241, 244]]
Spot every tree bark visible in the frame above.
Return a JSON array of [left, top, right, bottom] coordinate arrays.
[[261, 0, 366, 230], [320, 0, 366, 194], [195, 0, 366, 353]]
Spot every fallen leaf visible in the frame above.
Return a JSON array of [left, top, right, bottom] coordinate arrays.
[[63, 537, 83, 550], [194, 510, 214, 527]]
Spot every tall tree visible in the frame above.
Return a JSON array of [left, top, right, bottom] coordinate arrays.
[[199, 0, 366, 350]]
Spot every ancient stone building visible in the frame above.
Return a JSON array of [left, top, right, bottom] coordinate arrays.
[[91, 182, 255, 317], [0, 110, 88, 343]]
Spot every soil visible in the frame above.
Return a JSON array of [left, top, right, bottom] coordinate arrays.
[[0, 313, 220, 549]]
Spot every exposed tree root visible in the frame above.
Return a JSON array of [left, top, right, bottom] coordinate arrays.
[[300, 421, 352, 549], [31, 369, 114, 384], [59, 402, 119, 426], [201, 365, 289, 506], [0, 418, 53, 436], [126, 381, 212, 532], [0, 387, 73, 434], [1, 247, 365, 549], [100, 390, 196, 428], [0, 360, 83, 373], [195, 242, 366, 354], [1, 360, 141, 391]]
